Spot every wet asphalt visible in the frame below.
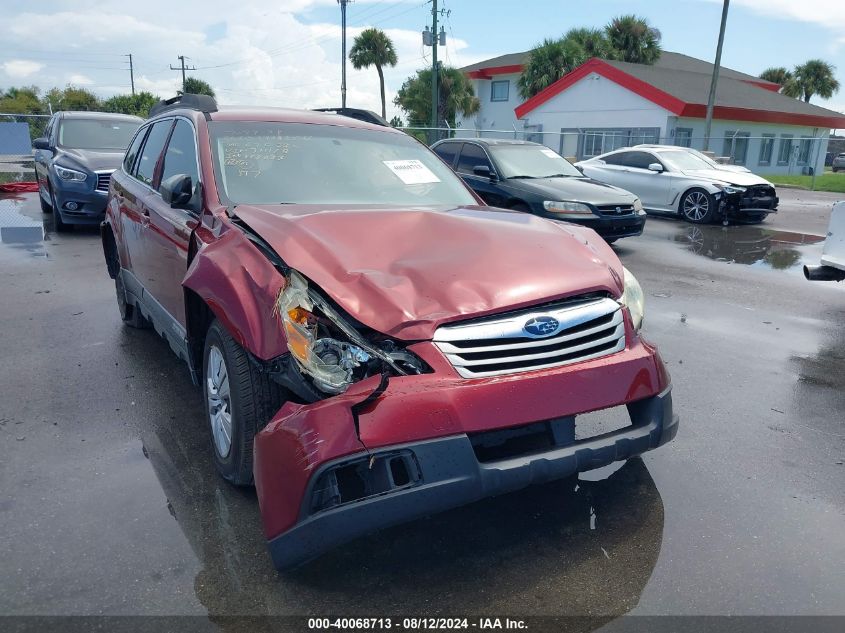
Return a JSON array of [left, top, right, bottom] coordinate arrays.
[[0, 189, 843, 623]]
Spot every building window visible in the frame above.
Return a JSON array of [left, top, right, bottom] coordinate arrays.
[[577, 127, 659, 159], [797, 137, 813, 165], [491, 80, 509, 102], [675, 128, 693, 147], [723, 131, 750, 165], [777, 135, 793, 165], [758, 134, 775, 166]]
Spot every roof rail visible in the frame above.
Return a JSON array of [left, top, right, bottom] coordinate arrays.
[[149, 93, 218, 118], [312, 107, 389, 127]]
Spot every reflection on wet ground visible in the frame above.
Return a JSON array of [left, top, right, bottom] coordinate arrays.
[[0, 196, 48, 257], [669, 222, 824, 272]]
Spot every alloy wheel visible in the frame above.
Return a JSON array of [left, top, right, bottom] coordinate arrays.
[[206, 346, 233, 459], [683, 191, 710, 222]]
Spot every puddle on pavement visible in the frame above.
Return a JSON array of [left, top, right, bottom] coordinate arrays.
[[0, 194, 49, 257], [672, 224, 824, 273]]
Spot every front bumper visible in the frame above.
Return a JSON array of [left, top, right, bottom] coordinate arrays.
[[548, 213, 646, 240], [264, 384, 677, 570], [52, 178, 108, 225]]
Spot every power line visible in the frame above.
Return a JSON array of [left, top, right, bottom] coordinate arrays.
[[169, 55, 196, 91]]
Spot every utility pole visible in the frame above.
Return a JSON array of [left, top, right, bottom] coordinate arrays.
[[338, 0, 353, 109], [703, 0, 730, 151], [422, 1, 448, 142], [170, 55, 196, 92], [125, 54, 135, 96]]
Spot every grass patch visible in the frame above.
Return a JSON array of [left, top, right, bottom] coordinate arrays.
[[764, 173, 845, 193]]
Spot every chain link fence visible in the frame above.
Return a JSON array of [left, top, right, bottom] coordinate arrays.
[[402, 125, 833, 188]]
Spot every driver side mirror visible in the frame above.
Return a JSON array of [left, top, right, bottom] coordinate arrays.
[[32, 137, 51, 151], [160, 174, 196, 209], [473, 165, 498, 181], [648, 162, 664, 173]]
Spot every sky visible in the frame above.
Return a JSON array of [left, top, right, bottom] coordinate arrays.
[[1, 0, 843, 124]]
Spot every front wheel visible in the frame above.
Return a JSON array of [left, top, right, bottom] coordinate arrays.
[[203, 320, 286, 486], [680, 188, 716, 224], [51, 189, 71, 233]]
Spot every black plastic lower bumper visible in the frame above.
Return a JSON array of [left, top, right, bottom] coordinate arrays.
[[266, 386, 677, 570], [573, 214, 647, 240]]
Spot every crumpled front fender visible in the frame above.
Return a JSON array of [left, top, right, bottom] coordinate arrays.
[[183, 228, 287, 360]]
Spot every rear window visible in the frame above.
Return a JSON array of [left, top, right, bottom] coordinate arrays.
[[208, 122, 476, 207], [58, 118, 140, 150]]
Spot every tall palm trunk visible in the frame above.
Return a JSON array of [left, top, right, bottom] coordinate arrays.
[[377, 64, 385, 118]]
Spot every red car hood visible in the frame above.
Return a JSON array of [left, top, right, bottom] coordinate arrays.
[[233, 204, 624, 340]]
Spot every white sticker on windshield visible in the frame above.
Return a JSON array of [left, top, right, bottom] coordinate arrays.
[[541, 148, 559, 158], [383, 160, 441, 184]]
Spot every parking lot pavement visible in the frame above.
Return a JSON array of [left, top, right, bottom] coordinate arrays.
[[0, 191, 843, 622]]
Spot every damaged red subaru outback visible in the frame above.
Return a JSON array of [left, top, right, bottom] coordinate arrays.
[[101, 95, 678, 570]]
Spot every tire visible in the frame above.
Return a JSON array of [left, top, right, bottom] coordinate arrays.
[[203, 319, 286, 486], [679, 188, 716, 224], [108, 246, 150, 329], [39, 189, 52, 213], [51, 189, 71, 233]]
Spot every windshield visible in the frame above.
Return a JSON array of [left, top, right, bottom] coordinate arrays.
[[657, 150, 715, 171], [58, 119, 140, 150], [208, 122, 477, 206], [489, 144, 582, 179]]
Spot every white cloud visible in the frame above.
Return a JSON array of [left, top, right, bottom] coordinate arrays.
[[67, 74, 94, 86], [713, 0, 845, 34], [2, 59, 44, 78]]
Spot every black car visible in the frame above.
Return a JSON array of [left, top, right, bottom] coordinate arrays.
[[431, 138, 646, 242], [33, 111, 142, 231]]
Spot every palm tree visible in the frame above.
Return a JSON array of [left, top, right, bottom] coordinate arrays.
[[349, 28, 398, 119], [563, 27, 613, 60], [605, 15, 662, 64], [517, 38, 587, 99], [759, 67, 792, 87], [180, 77, 215, 98], [394, 66, 479, 139], [791, 59, 840, 103]]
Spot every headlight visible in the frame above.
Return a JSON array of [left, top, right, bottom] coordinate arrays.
[[54, 165, 87, 182], [542, 200, 595, 219], [721, 185, 746, 195], [276, 270, 424, 394], [620, 266, 645, 332], [633, 198, 645, 215]]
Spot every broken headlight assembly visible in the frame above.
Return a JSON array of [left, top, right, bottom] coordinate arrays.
[[619, 266, 645, 332], [276, 271, 427, 395]]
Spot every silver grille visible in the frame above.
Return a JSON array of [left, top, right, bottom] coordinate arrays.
[[95, 170, 113, 193], [433, 297, 625, 378], [596, 204, 635, 216]]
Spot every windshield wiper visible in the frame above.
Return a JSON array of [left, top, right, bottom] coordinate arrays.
[[508, 175, 539, 179], [543, 173, 574, 178]]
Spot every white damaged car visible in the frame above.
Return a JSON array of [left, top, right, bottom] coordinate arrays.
[[804, 201, 845, 282], [577, 146, 778, 224]]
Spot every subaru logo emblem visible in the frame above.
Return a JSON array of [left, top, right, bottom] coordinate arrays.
[[523, 316, 559, 337]]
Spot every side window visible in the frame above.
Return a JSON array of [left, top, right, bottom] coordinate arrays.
[[628, 151, 659, 169], [159, 120, 199, 188], [433, 142, 460, 167], [602, 151, 632, 166], [456, 143, 493, 175], [135, 120, 173, 186], [123, 127, 148, 174]]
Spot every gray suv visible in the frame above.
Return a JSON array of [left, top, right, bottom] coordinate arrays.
[[833, 153, 845, 173], [33, 111, 142, 231]]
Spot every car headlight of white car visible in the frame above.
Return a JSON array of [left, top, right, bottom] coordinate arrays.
[[620, 266, 645, 331], [633, 198, 645, 215], [54, 165, 87, 182], [542, 200, 595, 219], [720, 185, 746, 195]]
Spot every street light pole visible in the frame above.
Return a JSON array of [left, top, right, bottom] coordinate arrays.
[[703, 0, 730, 152]]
